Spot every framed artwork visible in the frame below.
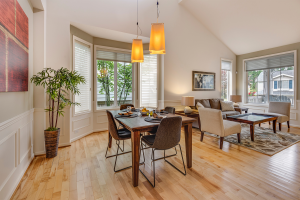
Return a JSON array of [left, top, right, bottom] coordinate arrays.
[[192, 71, 215, 91], [0, 0, 28, 92]]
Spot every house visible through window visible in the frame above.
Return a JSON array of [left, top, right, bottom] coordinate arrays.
[[221, 60, 232, 101], [96, 49, 133, 108], [246, 52, 295, 106]]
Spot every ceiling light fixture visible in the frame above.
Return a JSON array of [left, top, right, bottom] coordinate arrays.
[[131, 0, 144, 63], [149, 0, 165, 54]]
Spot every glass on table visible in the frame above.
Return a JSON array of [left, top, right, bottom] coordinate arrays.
[[127, 106, 131, 113]]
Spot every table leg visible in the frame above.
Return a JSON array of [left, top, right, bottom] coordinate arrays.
[[273, 120, 277, 133], [131, 130, 141, 187], [250, 124, 254, 141], [184, 123, 193, 168], [108, 132, 112, 148]]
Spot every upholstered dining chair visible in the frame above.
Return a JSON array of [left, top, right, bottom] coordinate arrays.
[[198, 108, 241, 149], [120, 104, 134, 110], [164, 106, 175, 114], [267, 102, 290, 131], [105, 110, 144, 172], [139, 116, 186, 187]]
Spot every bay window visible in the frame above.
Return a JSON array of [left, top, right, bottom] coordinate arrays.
[[245, 52, 295, 106]]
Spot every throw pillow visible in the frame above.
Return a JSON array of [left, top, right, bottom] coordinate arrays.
[[220, 101, 235, 111], [196, 102, 205, 109]]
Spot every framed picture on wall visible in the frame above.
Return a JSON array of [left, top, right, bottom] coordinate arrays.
[[192, 71, 215, 91]]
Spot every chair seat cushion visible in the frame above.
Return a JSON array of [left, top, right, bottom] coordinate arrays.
[[142, 135, 156, 146], [267, 113, 289, 123], [118, 129, 131, 139], [223, 120, 241, 136]]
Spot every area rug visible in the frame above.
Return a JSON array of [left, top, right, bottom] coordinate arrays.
[[203, 124, 300, 155]]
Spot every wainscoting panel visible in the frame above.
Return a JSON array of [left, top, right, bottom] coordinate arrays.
[[70, 112, 93, 143], [0, 109, 34, 200]]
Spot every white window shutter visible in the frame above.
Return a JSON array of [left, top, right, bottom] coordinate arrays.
[[74, 40, 91, 114], [140, 54, 157, 108]]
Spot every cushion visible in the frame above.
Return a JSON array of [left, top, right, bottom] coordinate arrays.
[[196, 102, 205, 109], [222, 111, 240, 118], [223, 120, 241, 136], [267, 113, 289, 123], [220, 101, 235, 111], [209, 99, 222, 110], [199, 99, 211, 108]]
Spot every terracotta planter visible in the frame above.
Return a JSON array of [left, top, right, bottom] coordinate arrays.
[[44, 128, 60, 158]]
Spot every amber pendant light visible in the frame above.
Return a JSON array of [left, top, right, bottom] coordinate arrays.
[[131, 0, 144, 63], [149, 0, 165, 54]]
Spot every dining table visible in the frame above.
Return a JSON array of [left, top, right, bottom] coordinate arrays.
[[108, 110, 197, 187]]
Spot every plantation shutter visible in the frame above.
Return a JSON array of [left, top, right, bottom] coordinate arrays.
[[221, 60, 231, 71], [246, 53, 294, 71], [96, 49, 131, 63], [140, 54, 157, 108], [74, 40, 92, 114]]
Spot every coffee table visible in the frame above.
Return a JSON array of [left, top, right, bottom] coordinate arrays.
[[226, 113, 278, 141]]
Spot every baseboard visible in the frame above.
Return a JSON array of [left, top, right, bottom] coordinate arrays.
[[70, 130, 94, 143]]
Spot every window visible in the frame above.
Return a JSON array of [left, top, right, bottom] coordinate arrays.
[[140, 54, 158, 108], [73, 38, 92, 114], [96, 48, 133, 108], [245, 52, 295, 106], [221, 60, 232, 101]]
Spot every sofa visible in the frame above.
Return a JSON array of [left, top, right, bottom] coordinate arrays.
[[192, 98, 240, 129]]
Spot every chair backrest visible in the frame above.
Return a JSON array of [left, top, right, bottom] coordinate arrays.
[[120, 104, 134, 110], [106, 110, 121, 140], [151, 116, 182, 150], [198, 107, 225, 136], [165, 106, 175, 114], [268, 102, 291, 118]]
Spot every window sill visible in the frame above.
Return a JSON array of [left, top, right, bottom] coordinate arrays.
[[243, 103, 296, 110], [94, 107, 120, 112]]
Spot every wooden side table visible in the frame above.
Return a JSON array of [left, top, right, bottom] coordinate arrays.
[[234, 107, 249, 114], [175, 111, 201, 130]]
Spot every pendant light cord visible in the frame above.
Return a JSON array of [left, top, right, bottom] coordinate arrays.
[[136, 0, 142, 39], [157, 0, 160, 23]]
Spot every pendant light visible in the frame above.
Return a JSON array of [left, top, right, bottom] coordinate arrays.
[[131, 0, 144, 63], [149, 0, 165, 54]]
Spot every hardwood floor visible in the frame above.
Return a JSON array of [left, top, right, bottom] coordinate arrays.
[[11, 123, 300, 200]]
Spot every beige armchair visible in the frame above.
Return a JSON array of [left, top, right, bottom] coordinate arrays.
[[198, 108, 241, 149], [267, 102, 290, 131]]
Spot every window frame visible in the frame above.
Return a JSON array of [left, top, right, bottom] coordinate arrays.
[[243, 50, 297, 109], [93, 45, 135, 111], [220, 58, 233, 101], [72, 36, 93, 117]]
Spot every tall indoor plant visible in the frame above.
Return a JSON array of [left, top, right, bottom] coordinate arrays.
[[31, 67, 85, 158]]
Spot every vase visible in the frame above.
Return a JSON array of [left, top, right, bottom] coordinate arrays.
[[44, 128, 60, 158]]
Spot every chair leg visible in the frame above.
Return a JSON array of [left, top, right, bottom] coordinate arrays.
[[287, 121, 290, 128], [259, 123, 261, 127], [279, 123, 281, 131], [140, 148, 156, 187], [164, 144, 186, 176], [151, 147, 177, 162], [113, 140, 133, 172], [200, 131, 204, 142], [220, 137, 224, 149], [269, 121, 270, 125], [237, 133, 241, 143]]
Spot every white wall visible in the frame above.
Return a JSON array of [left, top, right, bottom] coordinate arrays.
[[0, 1, 34, 199]]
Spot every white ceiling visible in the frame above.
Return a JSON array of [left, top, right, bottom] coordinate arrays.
[[180, 0, 300, 55], [71, 22, 150, 43]]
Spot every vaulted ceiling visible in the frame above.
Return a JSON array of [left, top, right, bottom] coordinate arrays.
[[180, 0, 300, 55]]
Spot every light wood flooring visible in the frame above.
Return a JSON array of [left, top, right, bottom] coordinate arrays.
[[11, 123, 300, 200]]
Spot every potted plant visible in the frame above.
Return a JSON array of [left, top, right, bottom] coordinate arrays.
[[31, 67, 85, 158]]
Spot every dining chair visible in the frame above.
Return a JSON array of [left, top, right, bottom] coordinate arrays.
[[139, 116, 186, 187], [120, 104, 134, 110], [198, 107, 241, 149], [164, 106, 175, 114], [105, 110, 144, 172]]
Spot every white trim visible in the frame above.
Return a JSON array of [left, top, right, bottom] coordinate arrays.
[[0, 109, 34, 131], [70, 130, 94, 143], [95, 45, 131, 53], [72, 116, 91, 131], [72, 36, 93, 117], [243, 50, 297, 109], [220, 58, 233, 100]]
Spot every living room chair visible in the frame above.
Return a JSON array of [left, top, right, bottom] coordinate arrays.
[[139, 116, 186, 187], [105, 110, 144, 172], [267, 102, 290, 131], [198, 108, 241, 149]]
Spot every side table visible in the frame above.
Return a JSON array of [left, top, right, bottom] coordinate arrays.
[[234, 107, 249, 114], [175, 111, 201, 130]]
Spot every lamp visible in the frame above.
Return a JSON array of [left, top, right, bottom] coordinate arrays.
[[230, 95, 242, 107], [131, 0, 144, 63], [149, 1, 166, 54], [181, 96, 195, 114]]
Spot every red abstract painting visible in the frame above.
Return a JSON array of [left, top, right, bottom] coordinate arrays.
[[0, 0, 28, 92]]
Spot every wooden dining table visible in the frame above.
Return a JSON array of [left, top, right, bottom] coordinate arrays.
[[108, 110, 197, 187]]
